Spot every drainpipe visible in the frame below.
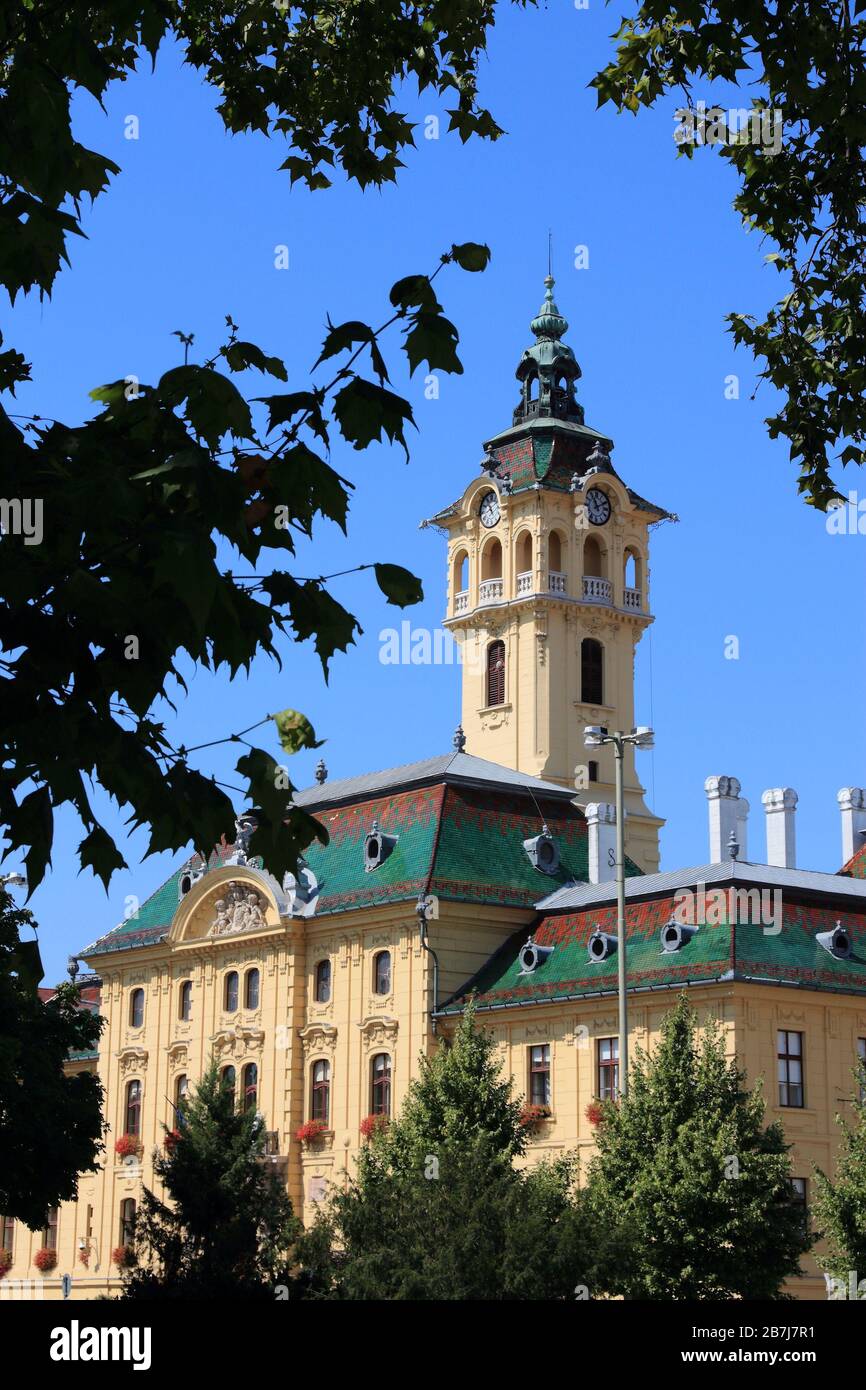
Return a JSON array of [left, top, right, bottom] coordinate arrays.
[[416, 895, 440, 1035]]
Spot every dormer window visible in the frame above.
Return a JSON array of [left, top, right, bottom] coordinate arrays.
[[523, 826, 560, 875], [364, 821, 398, 872]]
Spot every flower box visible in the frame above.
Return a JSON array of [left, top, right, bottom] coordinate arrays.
[[112, 1245, 137, 1269], [0, 1249, 11, 1278], [360, 1113, 389, 1140], [163, 1128, 181, 1153], [78, 1247, 90, 1268], [519, 1103, 552, 1131], [114, 1134, 141, 1159], [34, 1248, 56, 1273], [294, 1120, 328, 1145]]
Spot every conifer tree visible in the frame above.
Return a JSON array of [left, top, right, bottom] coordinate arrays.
[[585, 995, 811, 1300], [813, 1065, 866, 1292], [302, 1002, 603, 1300], [121, 1062, 300, 1299]]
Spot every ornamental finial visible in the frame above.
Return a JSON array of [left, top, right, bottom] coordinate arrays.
[[314, 759, 327, 784], [453, 724, 467, 753]]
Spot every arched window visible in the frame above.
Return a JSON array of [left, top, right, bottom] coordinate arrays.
[[481, 538, 502, 580], [486, 640, 505, 707], [244, 968, 260, 1010], [125, 1079, 141, 1136], [453, 549, 469, 596], [528, 374, 539, 402], [119, 1198, 136, 1247], [224, 971, 239, 1012], [373, 950, 391, 996], [315, 959, 331, 1003], [516, 531, 532, 576], [311, 1060, 330, 1124], [174, 1074, 188, 1125], [129, 988, 144, 1029], [179, 980, 192, 1022], [583, 535, 604, 578], [370, 1053, 392, 1117], [242, 1062, 258, 1112], [549, 530, 563, 573], [221, 1065, 236, 1108], [581, 638, 604, 705]]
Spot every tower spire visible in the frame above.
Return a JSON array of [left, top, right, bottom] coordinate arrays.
[[513, 273, 583, 426]]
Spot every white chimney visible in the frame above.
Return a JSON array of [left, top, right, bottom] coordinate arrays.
[[705, 776, 748, 862], [586, 802, 617, 884], [762, 787, 798, 868], [838, 788, 866, 863]]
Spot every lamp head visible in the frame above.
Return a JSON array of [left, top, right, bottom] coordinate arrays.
[[584, 725, 605, 748], [631, 726, 655, 750]]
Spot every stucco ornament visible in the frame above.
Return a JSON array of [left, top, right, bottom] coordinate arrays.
[[208, 882, 267, 937]]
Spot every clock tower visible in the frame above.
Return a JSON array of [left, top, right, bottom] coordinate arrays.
[[428, 276, 671, 873]]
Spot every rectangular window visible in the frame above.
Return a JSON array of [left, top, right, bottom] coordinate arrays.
[[858, 1038, 866, 1102], [790, 1177, 808, 1233], [778, 1030, 804, 1108], [43, 1207, 58, 1251], [528, 1044, 551, 1108], [597, 1037, 619, 1101], [1, 1215, 13, 1256]]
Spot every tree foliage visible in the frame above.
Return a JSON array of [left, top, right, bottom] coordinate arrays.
[[0, 888, 104, 1228], [594, 0, 866, 509], [120, 1061, 301, 1299], [301, 1003, 604, 1300], [585, 994, 811, 1299], [813, 1065, 866, 1286]]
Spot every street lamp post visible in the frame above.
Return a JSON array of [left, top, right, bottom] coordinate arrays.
[[583, 725, 654, 1097]]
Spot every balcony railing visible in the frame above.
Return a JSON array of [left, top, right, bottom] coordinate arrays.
[[479, 578, 504, 604], [454, 589, 469, 614], [516, 570, 532, 594], [548, 570, 566, 594], [582, 575, 612, 603], [624, 587, 642, 611]]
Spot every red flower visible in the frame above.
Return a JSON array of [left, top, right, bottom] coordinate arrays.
[[294, 1120, 328, 1144], [34, 1248, 57, 1273], [360, 1114, 389, 1140], [112, 1245, 137, 1269], [0, 1249, 11, 1278], [585, 1100, 605, 1127], [163, 1128, 181, 1152], [114, 1134, 140, 1159], [78, 1248, 90, 1268]]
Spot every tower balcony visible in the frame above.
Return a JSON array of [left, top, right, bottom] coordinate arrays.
[[624, 587, 642, 611], [455, 590, 469, 614], [479, 578, 504, 605], [515, 570, 567, 597], [582, 575, 612, 603]]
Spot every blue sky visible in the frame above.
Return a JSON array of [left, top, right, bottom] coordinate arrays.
[[8, 3, 864, 985]]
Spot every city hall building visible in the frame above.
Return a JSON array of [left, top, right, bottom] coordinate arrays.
[[5, 280, 866, 1300]]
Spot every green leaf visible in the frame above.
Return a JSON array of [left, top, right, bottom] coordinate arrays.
[[272, 708, 322, 754], [404, 311, 462, 375], [332, 377, 414, 454], [374, 563, 424, 607], [222, 341, 288, 380], [77, 825, 128, 890]]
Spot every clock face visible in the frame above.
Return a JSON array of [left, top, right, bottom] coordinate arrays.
[[479, 490, 500, 529], [585, 487, 611, 526]]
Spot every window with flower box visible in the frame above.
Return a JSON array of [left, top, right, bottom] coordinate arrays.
[[125, 1079, 141, 1136], [370, 1053, 392, 1117], [597, 1037, 619, 1101], [43, 1207, 58, 1251], [311, 1060, 330, 1125], [528, 1044, 551, 1107], [1, 1215, 13, 1257]]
